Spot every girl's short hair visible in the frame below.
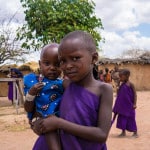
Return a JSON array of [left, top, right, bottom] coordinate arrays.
[[59, 30, 96, 53]]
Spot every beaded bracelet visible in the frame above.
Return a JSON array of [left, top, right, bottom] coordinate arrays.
[[25, 93, 35, 102]]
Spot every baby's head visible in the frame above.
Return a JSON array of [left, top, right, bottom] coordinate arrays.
[[39, 43, 61, 80], [58, 30, 98, 82]]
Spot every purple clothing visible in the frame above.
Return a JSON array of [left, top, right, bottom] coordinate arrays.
[[33, 135, 49, 150], [8, 82, 13, 101], [8, 81, 18, 101], [113, 83, 135, 117], [113, 83, 137, 131], [59, 83, 106, 150], [33, 83, 107, 150], [116, 115, 137, 132]]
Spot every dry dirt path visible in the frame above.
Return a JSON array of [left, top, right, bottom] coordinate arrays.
[[0, 91, 150, 150]]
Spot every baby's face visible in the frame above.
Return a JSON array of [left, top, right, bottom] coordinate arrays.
[[39, 47, 61, 80]]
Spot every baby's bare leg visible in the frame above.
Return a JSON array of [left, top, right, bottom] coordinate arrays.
[[45, 131, 61, 150]]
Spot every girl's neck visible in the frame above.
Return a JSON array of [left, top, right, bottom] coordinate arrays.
[[75, 75, 96, 88]]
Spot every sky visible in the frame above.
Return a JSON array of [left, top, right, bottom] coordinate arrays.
[[0, 0, 150, 59]]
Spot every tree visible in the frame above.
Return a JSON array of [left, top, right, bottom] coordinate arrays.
[[0, 15, 29, 65], [17, 0, 103, 50]]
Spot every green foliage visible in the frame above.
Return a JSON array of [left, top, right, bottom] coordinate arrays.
[[18, 0, 103, 50]]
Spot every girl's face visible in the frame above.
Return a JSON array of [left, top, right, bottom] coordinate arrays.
[[39, 47, 61, 80], [59, 39, 96, 83]]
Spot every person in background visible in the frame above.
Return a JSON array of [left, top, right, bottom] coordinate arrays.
[[93, 63, 99, 80], [112, 69, 138, 137], [32, 30, 113, 150], [104, 68, 112, 84], [99, 69, 104, 82], [24, 43, 68, 150], [111, 65, 120, 94], [7, 68, 23, 104]]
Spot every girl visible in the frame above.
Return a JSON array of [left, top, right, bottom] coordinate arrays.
[[112, 69, 138, 137], [33, 31, 113, 150]]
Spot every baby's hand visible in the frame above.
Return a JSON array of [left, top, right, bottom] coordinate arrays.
[[32, 118, 43, 135], [29, 82, 45, 95]]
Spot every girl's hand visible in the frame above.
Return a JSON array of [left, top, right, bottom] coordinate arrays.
[[29, 82, 44, 95], [40, 115, 59, 133]]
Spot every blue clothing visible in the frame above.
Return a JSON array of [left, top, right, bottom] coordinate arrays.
[[24, 73, 63, 119]]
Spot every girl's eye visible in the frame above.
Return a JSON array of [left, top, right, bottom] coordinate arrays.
[[44, 62, 49, 66], [72, 57, 80, 61]]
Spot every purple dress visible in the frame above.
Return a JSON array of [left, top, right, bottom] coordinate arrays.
[[8, 82, 13, 101], [33, 83, 107, 150], [113, 83, 137, 131]]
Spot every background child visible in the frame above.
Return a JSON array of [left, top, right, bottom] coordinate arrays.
[[24, 43, 65, 150], [99, 69, 104, 82], [111, 65, 120, 95], [7, 68, 23, 104], [112, 69, 138, 137], [32, 30, 113, 150], [104, 68, 112, 84]]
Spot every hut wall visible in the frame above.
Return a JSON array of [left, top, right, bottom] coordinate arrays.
[[0, 73, 8, 97]]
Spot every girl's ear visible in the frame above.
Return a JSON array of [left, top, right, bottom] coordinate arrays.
[[92, 52, 98, 64]]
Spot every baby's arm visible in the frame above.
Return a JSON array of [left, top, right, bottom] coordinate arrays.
[[24, 82, 44, 112]]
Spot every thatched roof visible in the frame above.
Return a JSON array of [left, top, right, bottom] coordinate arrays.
[[98, 54, 150, 65], [0, 61, 39, 74], [0, 64, 18, 73], [18, 61, 39, 71]]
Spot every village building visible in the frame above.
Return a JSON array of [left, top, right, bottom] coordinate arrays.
[[97, 53, 150, 91]]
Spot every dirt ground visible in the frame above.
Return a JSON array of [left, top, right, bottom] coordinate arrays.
[[0, 91, 150, 150]]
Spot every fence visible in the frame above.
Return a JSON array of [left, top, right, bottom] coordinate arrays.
[[0, 78, 25, 114]]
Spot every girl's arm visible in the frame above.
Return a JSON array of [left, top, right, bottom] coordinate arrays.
[[130, 82, 137, 108], [38, 84, 113, 143]]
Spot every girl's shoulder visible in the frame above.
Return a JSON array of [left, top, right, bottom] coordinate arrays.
[[97, 80, 112, 88], [91, 80, 113, 97]]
